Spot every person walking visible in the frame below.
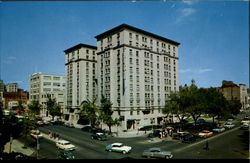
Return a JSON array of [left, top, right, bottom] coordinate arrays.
[[205, 140, 209, 150]]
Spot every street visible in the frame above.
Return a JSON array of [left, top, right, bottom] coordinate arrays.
[[30, 124, 249, 159]]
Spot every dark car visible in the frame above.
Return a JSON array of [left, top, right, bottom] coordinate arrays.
[[91, 128, 104, 134], [182, 133, 196, 143], [172, 132, 189, 140], [81, 126, 93, 132], [51, 120, 64, 126], [58, 151, 74, 160], [91, 132, 107, 141], [148, 130, 161, 138]]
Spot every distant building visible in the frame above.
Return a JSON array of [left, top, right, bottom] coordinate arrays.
[[29, 73, 66, 118], [218, 80, 249, 109], [6, 83, 18, 92], [2, 89, 29, 111]]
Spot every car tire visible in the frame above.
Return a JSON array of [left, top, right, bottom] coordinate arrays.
[[91, 137, 94, 139], [165, 156, 169, 159], [108, 149, 112, 152], [122, 151, 127, 154]]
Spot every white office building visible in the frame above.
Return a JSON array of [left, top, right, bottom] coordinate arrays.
[[29, 73, 66, 118], [95, 24, 180, 131], [64, 44, 97, 123]]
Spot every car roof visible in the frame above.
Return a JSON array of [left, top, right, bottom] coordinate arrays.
[[57, 140, 70, 143], [112, 143, 123, 146], [149, 148, 161, 151], [96, 133, 104, 135]]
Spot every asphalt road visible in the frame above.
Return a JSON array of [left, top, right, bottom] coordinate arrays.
[[34, 124, 249, 159]]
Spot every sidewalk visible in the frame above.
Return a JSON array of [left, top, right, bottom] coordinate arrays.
[[4, 139, 36, 156], [115, 130, 148, 138]]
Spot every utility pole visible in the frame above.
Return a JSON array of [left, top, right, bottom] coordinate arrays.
[[9, 134, 13, 153], [36, 136, 40, 159]]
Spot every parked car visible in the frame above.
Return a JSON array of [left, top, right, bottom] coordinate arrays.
[[240, 123, 249, 130], [182, 133, 196, 143], [139, 125, 162, 131], [224, 122, 235, 129], [30, 130, 43, 139], [91, 128, 104, 134], [172, 131, 189, 140], [198, 130, 213, 138], [142, 147, 173, 159], [81, 126, 93, 132], [212, 127, 225, 133], [51, 120, 64, 125], [197, 119, 206, 124], [56, 140, 76, 151], [105, 143, 132, 154], [241, 117, 250, 124], [148, 130, 161, 138], [36, 121, 44, 127], [91, 133, 107, 141], [64, 122, 74, 128], [58, 151, 75, 159], [81, 126, 104, 133]]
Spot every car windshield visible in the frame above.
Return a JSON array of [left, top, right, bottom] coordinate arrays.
[[113, 144, 123, 147], [63, 142, 71, 145]]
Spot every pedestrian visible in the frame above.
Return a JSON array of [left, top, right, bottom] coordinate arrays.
[[205, 141, 209, 150]]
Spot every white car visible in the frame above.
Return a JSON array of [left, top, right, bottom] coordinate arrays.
[[105, 143, 132, 154], [240, 123, 249, 130], [212, 127, 225, 133], [224, 122, 235, 129], [30, 130, 43, 139], [56, 140, 76, 151], [241, 117, 250, 124]]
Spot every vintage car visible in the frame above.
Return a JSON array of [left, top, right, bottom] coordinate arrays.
[[30, 130, 43, 139], [240, 123, 249, 130], [56, 140, 76, 151], [212, 127, 225, 133], [91, 132, 107, 141], [224, 122, 235, 129], [198, 130, 213, 138], [142, 148, 173, 159], [58, 151, 75, 159], [182, 133, 196, 143], [105, 143, 132, 154]]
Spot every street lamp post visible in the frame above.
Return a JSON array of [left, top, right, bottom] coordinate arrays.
[[36, 136, 40, 159], [9, 134, 13, 153]]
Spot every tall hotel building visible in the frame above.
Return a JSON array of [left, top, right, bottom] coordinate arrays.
[[95, 24, 180, 131], [29, 73, 66, 118], [64, 44, 97, 122]]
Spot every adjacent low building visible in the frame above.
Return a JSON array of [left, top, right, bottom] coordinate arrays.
[[29, 73, 66, 118]]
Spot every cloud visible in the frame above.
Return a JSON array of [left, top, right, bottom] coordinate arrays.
[[182, 0, 195, 5], [180, 68, 213, 74], [174, 8, 196, 24], [2, 56, 17, 64]]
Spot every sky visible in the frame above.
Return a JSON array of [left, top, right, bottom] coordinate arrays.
[[0, 0, 249, 91]]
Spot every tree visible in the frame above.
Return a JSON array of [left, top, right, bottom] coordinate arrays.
[[28, 100, 41, 116], [46, 95, 62, 120], [163, 92, 180, 122], [185, 86, 206, 126], [204, 88, 228, 123], [79, 99, 99, 127], [99, 96, 114, 133], [227, 98, 242, 116]]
